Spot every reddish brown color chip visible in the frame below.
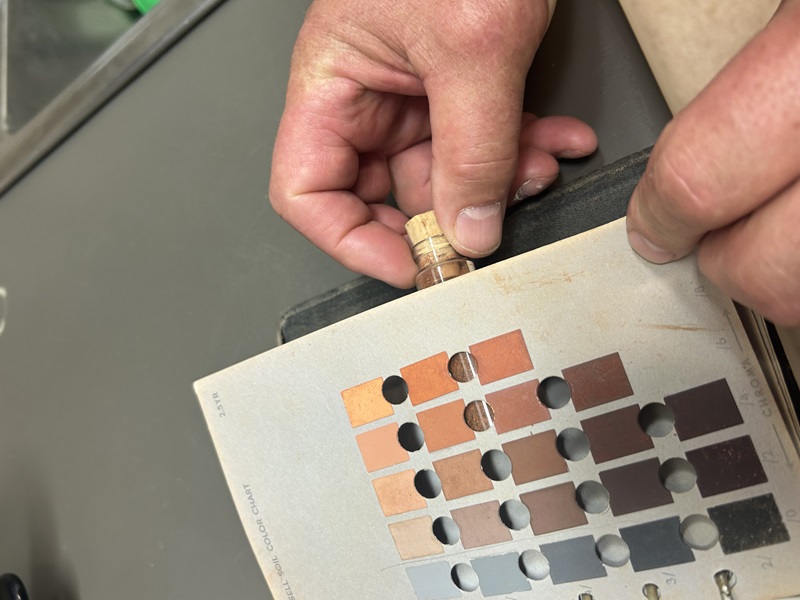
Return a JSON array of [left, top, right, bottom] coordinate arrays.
[[433, 449, 494, 500], [581, 404, 654, 464], [469, 330, 534, 385], [562, 352, 633, 411], [485, 380, 549, 434], [502, 430, 568, 485], [521, 482, 588, 534], [600, 457, 674, 515]]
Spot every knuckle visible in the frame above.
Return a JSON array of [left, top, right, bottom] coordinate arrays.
[[713, 246, 800, 327], [436, 0, 542, 57], [753, 270, 800, 327], [448, 150, 516, 197], [652, 141, 728, 228]]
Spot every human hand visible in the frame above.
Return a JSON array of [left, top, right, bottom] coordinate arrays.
[[270, 0, 597, 287], [626, 0, 800, 325]]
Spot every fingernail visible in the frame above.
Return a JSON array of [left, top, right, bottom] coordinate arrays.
[[627, 230, 675, 264], [455, 202, 503, 254], [511, 178, 551, 205], [557, 148, 585, 159]]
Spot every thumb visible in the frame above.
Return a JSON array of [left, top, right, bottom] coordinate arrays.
[[426, 70, 526, 257]]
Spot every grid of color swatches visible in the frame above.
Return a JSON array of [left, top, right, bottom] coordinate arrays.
[[340, 329, 791, 598]]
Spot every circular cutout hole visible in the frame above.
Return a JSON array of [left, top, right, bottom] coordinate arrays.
[[432, 516, 460, 545], [642, 583, 662, 599], [398, 422, 425, 452], [576, 481, 610, 514], [638, 403, 675, 437], [499, 499, 530, 530], [519, 549, 550, 581], [451, 563, 479, 592], [537, 376, 572, 409], [481, 449, 512, 481], [414, 469, 442, 499], [659, 457, 697, 493], [556, 428, 591, 461], [680, 514, 719, 550], [448, 352, 478, 382], [596, 534, 630, 567], [464, 400, 495, 432], [382, 375, 408, 405]]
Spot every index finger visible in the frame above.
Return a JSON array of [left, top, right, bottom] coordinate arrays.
[[626, 0, 800, 263]]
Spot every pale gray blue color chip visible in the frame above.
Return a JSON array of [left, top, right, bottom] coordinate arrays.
[[471, 552, 532, 596], [407, 562, 461, 600], [540, 536, 607, 584]]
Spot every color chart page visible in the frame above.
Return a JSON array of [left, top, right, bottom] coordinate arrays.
[[195, 218, 800, 600]]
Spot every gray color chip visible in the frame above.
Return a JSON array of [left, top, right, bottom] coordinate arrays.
[[540, 536, 607, 584], [620, 517, 695, 572], [471, 553, 532, 596], [406, 562, 461, 600]]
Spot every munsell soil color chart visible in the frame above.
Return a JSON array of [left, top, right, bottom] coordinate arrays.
[[195, 219, 800, 600]]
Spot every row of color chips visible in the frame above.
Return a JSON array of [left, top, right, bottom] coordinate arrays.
[[383, 432, 769, 552], [404, 493, 789, 599], [357, 381, 743, 478], [340, 330, 535, 428], [341, 334, 639, 432]]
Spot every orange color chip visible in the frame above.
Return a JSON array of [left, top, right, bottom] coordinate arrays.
[[401, 352, 459, 406], [417, 399, 476, 452], [388, 516, 443, 560], [341, 377, 394, 428], [372, 470, 427, 517], [469, 330, 534, 385], [355, 423, 409, 472]]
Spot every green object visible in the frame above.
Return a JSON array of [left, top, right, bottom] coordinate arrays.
[[133, 0, 161, 13]]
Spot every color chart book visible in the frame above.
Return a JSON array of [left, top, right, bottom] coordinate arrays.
[[194, 218, 800, 600]]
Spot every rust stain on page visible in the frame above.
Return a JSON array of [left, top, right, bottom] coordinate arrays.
[[535, 270, 586, 286], [638, 323, 721, 332], [491, 270, 585, 295]]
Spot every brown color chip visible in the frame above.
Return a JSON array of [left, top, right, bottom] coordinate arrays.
[[355, 422, 409, 472], [485, 380, 549, 434], [665, 379, 744, 441], [388, 516, 443, 560], [581, 404, 654, 463], [464, 400, 495, 432], [520, 482, 588, 534], [562, 353, 633, 411], [372, 470, 427, 516], [433, 449, 494, 500], [401, 352, 460, 406], [600, 457, 674, 516], [448, 352, 478, 382], [686, 435, 768, 498], [451, 500, 513, 549], [469, 330, 534, 385], [417, 399, 476, 452], [341, 377, 394, 428], [502, 430, 568, 485]]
